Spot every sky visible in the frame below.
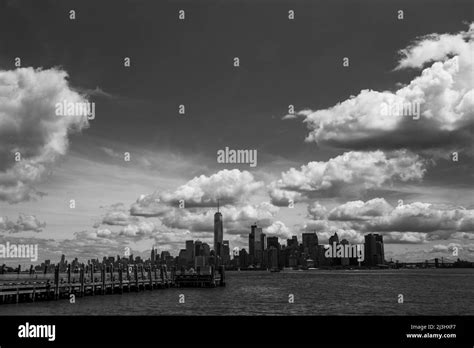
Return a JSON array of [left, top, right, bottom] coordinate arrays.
[[0, 0, 473, 265]]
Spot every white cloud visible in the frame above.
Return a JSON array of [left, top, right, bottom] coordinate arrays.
[[0, 67, 90, 203], [264, 221, 292, 240], [131, 169, 264, 215], [121, 220, 157, 238], [102, 210, 138, 226], [0, 214, 46, 233], [289, 23, 474, 153], [159, 169, 264, 207], [363, 202, 474, 236], [160, 202, 279, 235], [328, 198, 393, 221], [428, 243, 462, 253], [269, 150, 425, 204], [307, 201, 328, 220], [323, 199, 474, 241]]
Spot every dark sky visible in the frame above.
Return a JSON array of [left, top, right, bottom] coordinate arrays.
[[1, 0, 472, 165]]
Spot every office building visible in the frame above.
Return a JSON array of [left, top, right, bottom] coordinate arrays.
[[214, 202, 223, 257], [222, 240, 230, 265], [364, 233, 385, 266], [186, 240, 195, 266]]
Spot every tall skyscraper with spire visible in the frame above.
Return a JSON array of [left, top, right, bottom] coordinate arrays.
[[214, 200, 223, 257]]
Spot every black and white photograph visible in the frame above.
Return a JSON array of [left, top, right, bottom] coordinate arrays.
[[0, 0, 473, 346]]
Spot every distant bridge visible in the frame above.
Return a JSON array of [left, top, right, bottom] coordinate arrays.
[[397, 257, 455, 268]]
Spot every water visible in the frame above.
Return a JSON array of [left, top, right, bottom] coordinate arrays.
[[1, 269, 473, 315]]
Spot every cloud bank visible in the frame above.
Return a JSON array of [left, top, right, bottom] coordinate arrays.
[[0, 67, 90, 203]]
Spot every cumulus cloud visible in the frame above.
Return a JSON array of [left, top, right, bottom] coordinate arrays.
[[160, 202, 279, 235], [102, 210, 139, 226], [301, 220, 364, 244], [363, 202, 474, 237], [131, 169, 264, 215], [382, 232, 427, 244], [328, 198, 394, 221], [159, 169, 264, 207], [288, 23, 474, 153], [130, 194, 172, 217], [323, 198, 474, 242], [307, 202, 328, 220], [428, 243, 463, 253], [264, 221, 292, 240], [120, 220, 157, 239], [0, 214, 46, 233], [0, 67, 90, 203], [269, 150, 426, 205]]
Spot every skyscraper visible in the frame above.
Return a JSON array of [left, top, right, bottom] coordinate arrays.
[[375, 234, 385, 264], [364, 233, 385, 266], [302, 232, 318, 261], [194, 240, 203, 258], [287, 236, 298, 249], [267, 236, 280, 249], [329, 232, 340, 266], [151, 247, 156, 263], [202, 243, 211, 257], [222, 240, 230, 265], [186, 240, 195, 266], [249, 227, 255, 265], [252, 224, 264, 266], [214, 201, 223, 257], [329, 232, 339, 246]]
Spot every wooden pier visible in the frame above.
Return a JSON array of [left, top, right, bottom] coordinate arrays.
[[174, 266, 226, 288], [0, 264, 225, 304]]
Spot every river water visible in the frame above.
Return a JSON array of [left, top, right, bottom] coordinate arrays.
[[1, 269, 472, 315]]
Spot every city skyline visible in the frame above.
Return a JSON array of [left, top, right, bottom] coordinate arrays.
[[3, 207, 469, 270]]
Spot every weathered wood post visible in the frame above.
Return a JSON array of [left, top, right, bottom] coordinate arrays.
[[67, 264, 71, 296], [148, 267, 153, 289], [140, 265, 145, 290], [67, 264, 71, 284], [101, 266, 106, 295], [110, 264, 114, 294], [219, 265, 225, 287], [170, 266, 175, 286], [126, 264, 130, 280], [160, 265, 164, 285], [54, 265, 60, 299], [90, 264, 95, 295], [79, 266, 85, 297], [118, 264, 123, 294], [134, 264, 139, 291], [154, 266, 158, 288]]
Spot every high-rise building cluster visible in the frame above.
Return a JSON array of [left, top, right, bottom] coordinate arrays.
[[16, 206, 387, 274], [231, 226, 386, 270]]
